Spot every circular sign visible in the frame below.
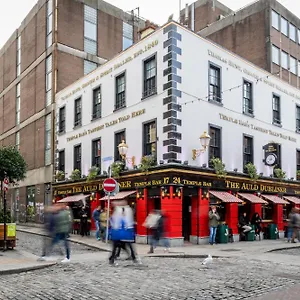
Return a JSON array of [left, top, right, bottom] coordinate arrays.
[[3, 177, 9, 192], [103, 178, 117, 193]]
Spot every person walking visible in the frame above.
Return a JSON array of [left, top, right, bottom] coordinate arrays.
[[92, 206, 101, 241], [208, 206, 220, 245]]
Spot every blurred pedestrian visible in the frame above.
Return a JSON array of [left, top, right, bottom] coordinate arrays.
[[92, 205, 101, 241], [100, 208, 107, 241], [290, 208, 300, 243], [80, 206, 89, 237], [65, 205, 73, 238], [209, 206, 220, 245]]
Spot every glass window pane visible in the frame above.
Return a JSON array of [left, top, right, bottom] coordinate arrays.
[[16, 83, 20, 97], [46, 32, 53, 48], [45, 114, 51, 131], [16, 112, 20, 125], [122, 36, 133, 51], [46, 55, 52, 73], [46, 72, 52, 91], [281, 51, 288, 69], [47, 0, 53, 16], [84, 5, 97, 24], [47, 14, 53, 34], [46, 91, 52, 107], [84, 21, 97, 41], [84, 60, 97, 75], [290, 23, 296, 41], [16, 97, 20, 111], [272, 10, 279, 30], [45, 149, 51, 165], [84, 38, 97, 55], [281, 17, 288, 36], [123, 22, 133, 39], [290, 56, 297, 74], [272, 45, 280, 65]]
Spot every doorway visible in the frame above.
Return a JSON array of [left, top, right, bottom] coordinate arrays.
[[182, 196, 192, 241]]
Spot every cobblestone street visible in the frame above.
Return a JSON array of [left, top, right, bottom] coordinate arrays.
[[1, 233, 300, 300]]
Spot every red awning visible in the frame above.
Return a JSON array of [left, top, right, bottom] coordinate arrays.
[[58, 194, 89, 203], [238, 193, 268, 204], [283, 196, 300, 205], [261, 194, 288, 205], [209, 191, 243, 203], [100, 191, 136, 201]]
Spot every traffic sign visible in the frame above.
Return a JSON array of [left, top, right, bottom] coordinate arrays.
[[3, 177, 9, 192], [103, 178, 117, 193]]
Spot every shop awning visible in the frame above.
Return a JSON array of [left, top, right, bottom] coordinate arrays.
[[283, 196, 300, 205], [58, 194, 89, 203], [209, 191, 243, 203], [238, 193, 268, 204], [100, 191, 136, 201], [261, 194, 288, 205]]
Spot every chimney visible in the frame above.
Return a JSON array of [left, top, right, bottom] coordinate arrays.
[[139, 20, 159, 39]]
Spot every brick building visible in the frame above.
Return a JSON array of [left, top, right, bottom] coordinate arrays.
[[181, 0, 300, 88], [0, 0, 144, 222]]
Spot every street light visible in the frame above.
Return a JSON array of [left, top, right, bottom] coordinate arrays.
[[118, 140, 135, 165], [192, 131, 211, 160]]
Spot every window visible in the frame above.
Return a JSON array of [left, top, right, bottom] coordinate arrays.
[[16, 83, 20, 125], [289, 23, 296, 42], [243, 135, 253, 169], [46, 55, 52, 106], [290, 56, 297, 74], [92, 87, 101, 119], [262, 205, 273, 220], [143, 56, 157, 98], [45, 114, 52, 166], [115, 73, 126, 110], [208, 126, 221, 166], [281, 17, 288, 36], [143, 121, 157, 156], [16, 35, 21, 76], [92, 139, 101, 171], [243, 80, 253, 115], [84, 60, 97, 75], [58, 106, 65, 133], [272, 45, 280, 65], [15, 131, 20, 151], [272, 10, 280, 30], [74, 145, 81, 173], [298, 29, 300, 44], [208, 64, 221, 103], [123, 22, 133, 50], [74, 98, 82, 127], [296, 105, 300, 131], [281, 51, 288, 70], [58, 150, 65, 174], [114, 130, 125, 161], [84, 5, 97, 55], [297, 150, 300, 172], [272, 94, 281, 125], [46, 0, 53, 48]]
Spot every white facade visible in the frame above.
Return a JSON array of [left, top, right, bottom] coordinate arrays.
[[55, 21, 300, 180]]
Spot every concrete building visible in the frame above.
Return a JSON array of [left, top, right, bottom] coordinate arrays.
[[53, 21, 300, 245], [0, 0, 145, 222], [181, 0, 300, 89]]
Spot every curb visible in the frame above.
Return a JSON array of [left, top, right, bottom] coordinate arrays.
[[0, 262, 56, 276], [17, 229, 110, 252], [148, 254, 223, 259], [267, 245, 300, 252]]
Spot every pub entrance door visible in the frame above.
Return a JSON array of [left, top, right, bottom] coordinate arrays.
[[182, 196, 192, 241]]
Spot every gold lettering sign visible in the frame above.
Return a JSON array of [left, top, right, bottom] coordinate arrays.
[[67, 109, 146, 142], [225, 180, 287, 193], [61, 40, 159, 102], [219, 113, 297, 143]]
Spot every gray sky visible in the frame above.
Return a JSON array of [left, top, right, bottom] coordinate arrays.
[[0, 0, 299, 49]]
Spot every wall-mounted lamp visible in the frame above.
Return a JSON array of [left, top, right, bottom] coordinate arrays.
[[118, 140, 135, 165], [136, 189, 144, 199], [161, 186, 169, 198], [202, 189, 209, 199], [192, 131, 211, 160], [174, 187, 182, 198]]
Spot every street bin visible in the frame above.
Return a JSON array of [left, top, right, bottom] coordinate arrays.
[[268, 224, 278, 240], [246, 224, 255, 241], [217, 224, 229, 244]]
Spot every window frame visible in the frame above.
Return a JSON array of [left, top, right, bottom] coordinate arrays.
[[243, 134, 254, 171], [242, 79, 254, 116], [290, 56, 297, 75], [115, 72, 126, 111], [296, 149, 300, 172], [272, 94, 281, 126], [281, 51, 289, 70], [289, 23, 297, 42], [74, 97, 82, 128], [92, 85, 102, 120], [281, 17, 288, 36], [143, 54, 157, 99], [296, 105, 300, 132], [58, 106, 66, 133], [45, 113, 52, 166], [91, 138, 102, 172], [142, 119, 157, 157], [272, 45, 280, 65], [58, 149, 65, 174], [208, 62, 222, 104], [271, 10, 280, 31], [208, 124, 222, 166], [114, 129, 126, 161], [16, 83, 21, 125], [73, 144, 82, 173]]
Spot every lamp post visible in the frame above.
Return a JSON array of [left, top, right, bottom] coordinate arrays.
[[118, 140, 135, 165], [192, 131, 211, 160]]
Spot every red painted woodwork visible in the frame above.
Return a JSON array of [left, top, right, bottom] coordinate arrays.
[[250, 204, 262, 219], [136, 188, 148, 236], [161, 186, 182, 238], [199, 189, 210, 238], [90, 198, 97, 230], [191, 196, 198, 236], [225, 203, 239, 234], [273, 204, 284, 231]]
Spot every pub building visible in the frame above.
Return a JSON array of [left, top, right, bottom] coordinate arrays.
[[53, 21, 300, 245]]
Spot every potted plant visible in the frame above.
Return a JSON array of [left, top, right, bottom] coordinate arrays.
[[111, 161, 125, 178], [55, 170, 65, 182], [139, 155, 157, 174], [244, 163, 259, 181], [210, 157, 227, 178], [274, 168, 286, 181], [87, 166, 99, 182], [70, 169, 81, 181]]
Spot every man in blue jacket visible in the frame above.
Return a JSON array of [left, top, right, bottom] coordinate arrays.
[[92, 206, 101, 241]]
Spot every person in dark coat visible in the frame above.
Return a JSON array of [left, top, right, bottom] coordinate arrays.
[[239, 212, 252, 233], [251, 212, 262, 240], [80, 206, 89, 237]]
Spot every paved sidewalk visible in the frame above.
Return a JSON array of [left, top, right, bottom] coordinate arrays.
[[0, 249, 56, 275], [16, 224, 300, 262]]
